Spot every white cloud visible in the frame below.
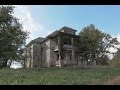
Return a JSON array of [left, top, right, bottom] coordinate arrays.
[[13, 5, 51, 44]]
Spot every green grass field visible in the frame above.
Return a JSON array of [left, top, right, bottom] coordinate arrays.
[[0, 66, 120, 85]]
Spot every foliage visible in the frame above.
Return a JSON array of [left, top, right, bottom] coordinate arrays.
[[110, 49, 120, 67], [0, 5, 29, 68], [78, 24, 119, 65]]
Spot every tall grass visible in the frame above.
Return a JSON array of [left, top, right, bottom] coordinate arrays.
[[0, 66, 120, 85]]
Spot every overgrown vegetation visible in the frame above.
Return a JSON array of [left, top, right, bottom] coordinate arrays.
[[0, 67, 120, 85]]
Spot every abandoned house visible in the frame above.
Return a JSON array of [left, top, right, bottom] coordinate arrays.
[[26, 26, 96, 68]]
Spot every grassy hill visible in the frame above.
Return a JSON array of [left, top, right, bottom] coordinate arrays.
[[0, 66, 120, 85]]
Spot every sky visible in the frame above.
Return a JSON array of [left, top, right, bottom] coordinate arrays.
[[11, 5, 120, 68], [13, 5, 120, 44]]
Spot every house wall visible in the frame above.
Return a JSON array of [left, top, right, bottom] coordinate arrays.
[[32, 43, 41, 67], [26, 44, 34, 68], [26, 39, 82, 68], [63, 51, 71, 66], [41, 39, 57, 67], [50, 39, 57, 67], [42, 40, 51, 67], [62, 51, 83, 66], [41, 43, 46, 67], [26, 39, 54, 68], [26, 43, 43, 68]]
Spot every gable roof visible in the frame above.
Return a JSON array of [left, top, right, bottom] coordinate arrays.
[[26, 37, 45, 47], [59, 26, 77, 32], [45, 26, 77, 39]]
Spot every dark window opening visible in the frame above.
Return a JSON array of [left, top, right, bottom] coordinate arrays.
[[37, 58, 39, 63], [57, 54, 59, 61], [70, 55, 71, 60]]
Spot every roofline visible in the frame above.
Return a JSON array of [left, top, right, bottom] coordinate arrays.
[[59, 26, 77, 32], [25, 26, 78, 47], [26, 37, 45, 47], [25, 40, 33, 47], [39, 31, 79, 44]]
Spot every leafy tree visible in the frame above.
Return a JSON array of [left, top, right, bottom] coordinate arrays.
[[0, 5, 29, 68], [78, 24, 119, 66]]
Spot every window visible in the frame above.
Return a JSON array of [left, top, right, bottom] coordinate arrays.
[[70, 55, 71, 60]]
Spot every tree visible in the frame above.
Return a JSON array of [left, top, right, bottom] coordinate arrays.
[[110, 49, 120, 67], [97, 33, 119, 65], [78, 24, 103, 66], [0, 5, 29, 68], [78, 24, 119, 66]]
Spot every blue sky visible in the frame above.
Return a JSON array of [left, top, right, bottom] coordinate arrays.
[[29, 5, 120, 34], [11, 5, 120, 68], [14, 5, 120, 43]]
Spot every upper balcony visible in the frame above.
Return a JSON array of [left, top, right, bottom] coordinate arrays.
[[54, 44, 77, 52]]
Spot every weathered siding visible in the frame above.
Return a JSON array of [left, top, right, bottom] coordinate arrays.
[[44, 40, 51, 67], [26, 44, 34, 68], [50, 39, 57, 67], [33, 43, 41, 67]]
